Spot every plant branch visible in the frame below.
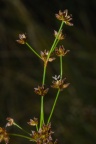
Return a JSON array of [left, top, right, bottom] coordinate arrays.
[[26, 42, 41, 59], [9, 133, 35, 141], [47, 90, 60, 124]]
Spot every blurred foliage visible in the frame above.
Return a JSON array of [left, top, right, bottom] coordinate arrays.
[[0, 0, 96, 144]]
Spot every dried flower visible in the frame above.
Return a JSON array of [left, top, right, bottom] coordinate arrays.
[[16, 33, 26, 44], [27, 117, 38, 126], [55, 45, 70, 56], [6, 117, 14, 127], [31, 123, 56, 144], [0, 127, 9, 144], [52, 75, 61, 81], [34, 85, 49, 96], [40, 50, 55, 65], [54, 30, 64, 40], [55, 10, 73, 26], [51, 76, 70, 91]]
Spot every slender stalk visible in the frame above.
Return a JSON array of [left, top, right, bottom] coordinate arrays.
[[36, 125, 38, 131], [42, 65, 47, 85], [9, 133, 35, 141], [40, 65, 47, 128], [47, 90, 60, 124], [60, 56, 63, 78], [51, 39, 59, 54], [40, 21, 64, 127], [47, 56, 63, 124], [26, 42, 41, 59], [14, 122, 30, 135], [47, 21, 64, 60], [40, 96, 44, 128]]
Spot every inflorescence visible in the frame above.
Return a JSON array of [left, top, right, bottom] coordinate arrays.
[[0, 9, 73, 144]]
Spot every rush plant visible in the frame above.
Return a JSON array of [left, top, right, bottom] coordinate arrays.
[[0, 10, 73, 144]]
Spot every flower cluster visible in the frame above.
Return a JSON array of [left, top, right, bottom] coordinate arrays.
[[51, 75, 70, 91], [40, 50, 55, 66], [0, 127, 9, 144], [55, 45, 70, 56], [54, 30, 64, 40], [28, 117, 38, 126], [34, 85, 49, 96], [55, 9, 73, 26], [16, 33, 26, 44], [31, 123, 57, 144], [6, 117, 14, 127]]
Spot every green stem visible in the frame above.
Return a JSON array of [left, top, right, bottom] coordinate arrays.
[[40, 96, 44, 128], [9, 133, 35, 141], [60, 56, 63, 78], [47, 21, 64, 60], [26, 42, 41, 59], [47, 55, 63, 124], [40, 21, 64, 127], [42, 66, 47, 85], [47, 90, 60, 124], [40, 66, 47, 128], [14, 122, 30, 135], [50, 39, 59, 54], [36, 125, 38, 131]]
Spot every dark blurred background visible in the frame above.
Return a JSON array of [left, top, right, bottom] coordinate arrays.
[[0, 0, 96, 144]]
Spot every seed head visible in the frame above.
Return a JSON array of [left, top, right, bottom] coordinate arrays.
[[40, 50, 55, 66], [51, 76, 70, 91], [55, 45, 70, 56], [27, 117, 38, 126], [31, 123, 56, 144], [0, 127, 9, 144], [16, 33, 26, 44], [54, 30, 64, 40], [34, 85, 49, 96], [6, 117, 14, 127], [55, 9, 73, 26]]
